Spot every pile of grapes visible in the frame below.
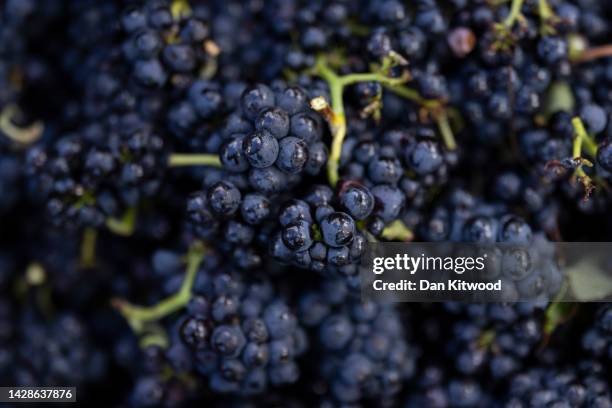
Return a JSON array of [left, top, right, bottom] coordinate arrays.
[[1, 0, 611, 406]]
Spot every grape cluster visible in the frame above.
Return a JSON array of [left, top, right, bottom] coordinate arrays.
[[404, 365, 495, 408], [119, 1, 215, 90], [117, 249, 307, 404], [420, 189, 564, 300], [298, 280, 417, 406], [340, 126, 456, 233], [502, 360, 611, 407], [0, 307, 106, 388], [177, 279, 306, 394], [0, 0, 66, 215], [443, 302, 549, 381], [270, 184, 371, 288], [26, 118, 166, 228], [219, 83, 328, 194]]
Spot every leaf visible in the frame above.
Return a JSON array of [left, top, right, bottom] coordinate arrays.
[[567, 259, 612, 301]]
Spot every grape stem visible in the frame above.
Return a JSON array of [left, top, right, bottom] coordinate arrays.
[[170, 0, 191, 20], [0, 104, 44, 145], [80, 228, 97, 268], [106, 207, 137, 237], [383, 84, 427, 105], [312, 55, 454, 187], [537, 0, 559, 35], [435, 111, 457, 151], [571, 117, 597, 158], [112, 242, 206, 334], [537, 0, 553, 20], [572, 44, 612, 63], [477, 329, 496, 350], [139, 323, 170, 349], [492, 0, 526, 50], [571, 117, 598, 197], [380, 220, 414, 241], [167, 153, 222, 167], [384, 85, 457, 150], [503, 0, 525, 28]]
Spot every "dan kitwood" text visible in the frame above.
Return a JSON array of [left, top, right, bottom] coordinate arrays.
[[372, 279, 502, 291]]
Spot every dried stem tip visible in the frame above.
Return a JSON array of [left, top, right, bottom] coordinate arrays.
[[310, 96, 337, 124]]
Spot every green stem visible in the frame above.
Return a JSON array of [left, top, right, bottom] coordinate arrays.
[[537, 0, 553, 20], [477, 329, 496, 350], [572, 121, 584, 160], [315, 56, 344, 115], [384, 84, 426, 105], [380, 220, 413, 241], [80, 228, 97, 268], [113, 243, 205, 334], [313, 55, 456, 185], [572, 44, 612, 64], [312, 57, 349, 187], [572, 117, 598, 158], [106, 207, 137, 237], [313, 56, 420, 186], [503, 0, 525, 28], [340, 72, 407, 88], [537, 0, 559, 34], [170, 0, 191, 20], [168, 153, 222, 167], [386, 85, 457, 150], [0, 104, 43, 145], [571, 117, 597, 196], [583, 136, 598, 158], [327, 116, 347, 187], [140, 326, 170, 349], [435, 111, 458, 151]]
